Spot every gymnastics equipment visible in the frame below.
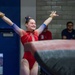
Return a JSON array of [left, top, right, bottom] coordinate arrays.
[[24, 40, 75, 75]]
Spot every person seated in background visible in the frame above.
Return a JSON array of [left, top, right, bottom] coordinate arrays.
[[39, 26, 52, 40], [61, 21, 75, 39]]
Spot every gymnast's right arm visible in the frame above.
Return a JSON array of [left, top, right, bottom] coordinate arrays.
[[0, 12, 23, 36]]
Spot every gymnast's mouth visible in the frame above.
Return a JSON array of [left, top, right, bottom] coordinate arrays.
[[31, 26, 36, 29]]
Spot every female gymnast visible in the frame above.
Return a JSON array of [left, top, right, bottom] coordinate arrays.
[[0, 11, 58, 75]]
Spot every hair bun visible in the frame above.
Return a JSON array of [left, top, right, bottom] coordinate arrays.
[[25, 16, 31, 21]]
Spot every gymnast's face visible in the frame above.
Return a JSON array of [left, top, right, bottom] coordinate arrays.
[[26, 19, 36, 31]]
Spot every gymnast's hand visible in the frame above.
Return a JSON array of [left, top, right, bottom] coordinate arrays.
[[50, 11, 59, 18], [0, 12, 5, 18]]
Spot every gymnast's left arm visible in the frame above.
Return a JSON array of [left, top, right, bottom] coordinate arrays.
[[36, 11, 58, 35]]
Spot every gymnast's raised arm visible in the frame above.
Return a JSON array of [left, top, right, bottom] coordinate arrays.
[[0, 12, 23, 36], [36, 11, 58, 35]]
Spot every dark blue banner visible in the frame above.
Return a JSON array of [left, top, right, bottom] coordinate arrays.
[[0, 0, 20, 75]]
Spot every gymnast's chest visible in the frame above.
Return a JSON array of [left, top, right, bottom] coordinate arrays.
[[21, 33, 38, 44]]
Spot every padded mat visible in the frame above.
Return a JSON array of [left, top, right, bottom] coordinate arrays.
[[24, 40, 75, 75]]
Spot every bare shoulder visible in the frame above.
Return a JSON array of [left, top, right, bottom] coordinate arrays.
[[20, 29, 27, 36]]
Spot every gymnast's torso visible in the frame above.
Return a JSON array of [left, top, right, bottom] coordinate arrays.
[[21, 30, 38, 69]]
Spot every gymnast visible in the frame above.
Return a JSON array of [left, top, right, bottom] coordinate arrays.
[[0, 11, 58, 75]]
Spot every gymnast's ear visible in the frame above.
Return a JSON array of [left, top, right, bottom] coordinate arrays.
[[25, 23, 29, 28]]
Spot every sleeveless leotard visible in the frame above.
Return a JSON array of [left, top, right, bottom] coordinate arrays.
[[21, 31, 38, 69]]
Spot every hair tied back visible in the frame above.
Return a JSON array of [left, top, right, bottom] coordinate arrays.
[[25, 16, 31, 21]]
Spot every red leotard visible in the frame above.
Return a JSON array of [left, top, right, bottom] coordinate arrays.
[[21, 31, 38, 70]]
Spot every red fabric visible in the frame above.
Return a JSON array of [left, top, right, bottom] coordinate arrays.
[[21, 31, 38, 69], [39, 30, 52, 40], [23, 51, 36, 69]]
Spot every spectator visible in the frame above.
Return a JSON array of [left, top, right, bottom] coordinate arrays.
[[61, 21, 75, 39], [39, 26, 52, 40]]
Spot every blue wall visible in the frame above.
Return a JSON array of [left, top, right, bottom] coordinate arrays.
[[0, 0, 20, 75]]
